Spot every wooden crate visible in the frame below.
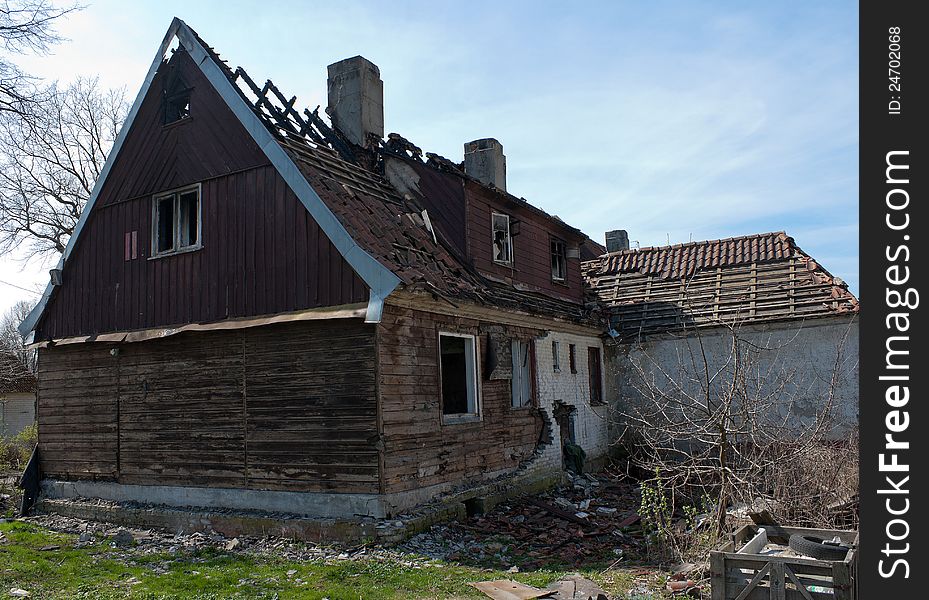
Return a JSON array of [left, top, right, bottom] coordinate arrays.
[[710, 524, 858, 600]]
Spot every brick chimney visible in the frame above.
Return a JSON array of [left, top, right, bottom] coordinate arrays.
[[463, 138, 506, 191], [327, 56, 384, 147], [605, 230, 629, 253]]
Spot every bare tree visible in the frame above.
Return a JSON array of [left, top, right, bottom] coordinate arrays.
[[0, 299, 35, 371], [1, 0, 79, 116], [613, 315, 857, 543], [0, 77, 128, 259]]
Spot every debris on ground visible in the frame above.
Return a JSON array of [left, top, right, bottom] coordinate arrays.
[[471, 574, 609, 600], [402, 472, 645, 570]]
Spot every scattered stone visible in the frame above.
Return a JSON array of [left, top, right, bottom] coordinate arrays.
[[224, 538, 240, 551], [78, 532, 93, 543], [9, 589, 31, 598], [38, 545, 60, 551], [596, 507, 617, 515], [112, 529, 134, 546], [286, 569, 297, 577]]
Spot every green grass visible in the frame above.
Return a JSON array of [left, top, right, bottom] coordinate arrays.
[[0, 521, 653, 599]]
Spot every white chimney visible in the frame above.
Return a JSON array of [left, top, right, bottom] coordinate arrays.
[[463, 138, 506, 191], [327, 56, 384, 147]]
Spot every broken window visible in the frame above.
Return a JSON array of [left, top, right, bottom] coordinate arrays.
[[551, 238, 567, 282], [552, 340, 561, 372], [492, 212, 512, 264], [152, 186, 201, 256], [588, 346, 604, 405], [569, 344, 577, 374], [440, 333, 479, 419], [511, 339, 533, 408]]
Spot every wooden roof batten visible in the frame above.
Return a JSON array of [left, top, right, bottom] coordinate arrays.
[[582, 232, 859, 339]]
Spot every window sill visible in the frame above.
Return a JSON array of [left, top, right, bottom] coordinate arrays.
[[162, 115, 193, 130], [148, 244, 203, 260], [442, 413, 482, 426]]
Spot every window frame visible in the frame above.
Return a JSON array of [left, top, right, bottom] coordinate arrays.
[[569, 343, 577, 374], [438, 331, 482, 424], [510, 338, 535, 409], [552, 340, 561, 372], [550, 237, 567, 283], [150, 183, 202, 259], [588, 346, 605, 406], [491, 212, 513, 265]]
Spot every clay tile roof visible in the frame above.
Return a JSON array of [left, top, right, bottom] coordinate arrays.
[[582, 232, 859, 337]]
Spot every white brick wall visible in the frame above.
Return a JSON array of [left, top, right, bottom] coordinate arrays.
[[533, 331, 611, 466]]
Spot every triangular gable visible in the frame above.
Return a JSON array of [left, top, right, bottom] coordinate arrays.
[[20, 17, 400, 339]]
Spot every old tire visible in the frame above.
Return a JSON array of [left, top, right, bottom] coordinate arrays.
[[788, 534, 850, 561]]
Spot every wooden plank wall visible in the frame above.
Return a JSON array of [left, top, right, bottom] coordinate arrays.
[[464, 181, 586, 304], [37, 319, 379, 494], [38, 343, 120, 479], [377, 304, 544, 494], [36, 48, 368, 340]]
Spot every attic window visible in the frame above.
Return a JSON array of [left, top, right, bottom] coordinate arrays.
[[492, 213, 512, 264], [551, 238, 567, 282], [152, 185, 201, 256], [164, 89, 190, 124]]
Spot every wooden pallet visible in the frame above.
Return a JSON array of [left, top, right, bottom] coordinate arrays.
[[710, 524, 858, 600]]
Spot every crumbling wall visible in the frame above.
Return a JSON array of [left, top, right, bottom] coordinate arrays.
[[535, 331, 611, 466]]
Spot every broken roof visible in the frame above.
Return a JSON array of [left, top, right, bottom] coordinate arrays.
[[583, 231, 859, 338], [19, 18, 600, 338]]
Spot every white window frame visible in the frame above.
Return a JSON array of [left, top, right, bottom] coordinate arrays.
[[151, 183, 202, 258], [511, 339, 533, 408], [551, 238, 567, 282], [491, 212, 513, 265], [439, 332, 481, 423]]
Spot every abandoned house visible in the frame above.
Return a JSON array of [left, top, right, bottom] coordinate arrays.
[[583, 231, 860, 437], [17, 19, 611, 520], [0, 353, 36, 437]]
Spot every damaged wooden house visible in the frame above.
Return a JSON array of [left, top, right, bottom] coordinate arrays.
[[583, 231, 860, 437], [18, 18, 611, 524]]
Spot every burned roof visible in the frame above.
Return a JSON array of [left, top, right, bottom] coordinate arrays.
[[187, 26, 597, 325], [583, 231, 859, 338]]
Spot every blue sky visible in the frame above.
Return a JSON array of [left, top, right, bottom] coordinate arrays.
[[0, 0, 859, 314]]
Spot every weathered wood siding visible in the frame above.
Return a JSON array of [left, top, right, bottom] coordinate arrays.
[[36, 49, 367, 340], [464, 181, 586, 304], [37, 319, 379, 493], [377, 304, 544, 494]]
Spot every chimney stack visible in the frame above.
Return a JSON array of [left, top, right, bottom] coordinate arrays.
[[605, 230, 629, 253], [463, 138, 506, 191], [327, 56, 384, 147]]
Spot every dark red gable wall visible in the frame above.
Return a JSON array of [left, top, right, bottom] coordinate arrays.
[[36, 52, 368, 339], [465, 181, 585, 304]]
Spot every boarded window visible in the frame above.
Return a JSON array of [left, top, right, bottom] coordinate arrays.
[[569, 344, 577, 374], [511, 339, 533, 408], [588, 346, 603, 405], [551, 238, 567, 282], [552, 340, 561, 372], [492, 212, 512, 264], [440, 333, 479, 417], [152, 186, 201, 256]]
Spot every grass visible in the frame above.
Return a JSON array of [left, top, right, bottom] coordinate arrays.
[[0, 521, 657, 599]]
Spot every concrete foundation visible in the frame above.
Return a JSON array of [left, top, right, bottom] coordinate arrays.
[[41, 480, 386, 519]]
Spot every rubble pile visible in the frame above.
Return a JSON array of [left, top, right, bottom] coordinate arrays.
[[402, 472, 647, 570]]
